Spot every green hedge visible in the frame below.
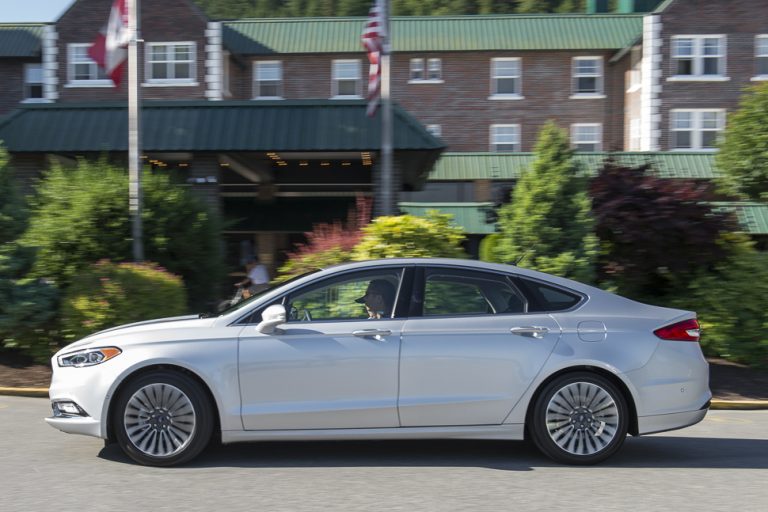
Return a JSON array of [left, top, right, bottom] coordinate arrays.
[[61, 260, 187, 340]]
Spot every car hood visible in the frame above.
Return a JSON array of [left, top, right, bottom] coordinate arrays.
[[60, 315, 215, 352]]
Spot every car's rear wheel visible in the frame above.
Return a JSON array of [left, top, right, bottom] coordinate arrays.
[[113, 370, 213, 467], [530, 372, 628, 465]]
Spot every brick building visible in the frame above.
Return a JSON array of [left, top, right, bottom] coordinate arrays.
[[0, 0, 766, 269]]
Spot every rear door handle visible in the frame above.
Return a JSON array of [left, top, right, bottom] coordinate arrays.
[[353, 329, 392, 341], [510, 326, 550, 339]]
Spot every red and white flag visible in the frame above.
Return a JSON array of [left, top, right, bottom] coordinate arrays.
[[88, 0, 131, 87], [361, 0, 385, 117]]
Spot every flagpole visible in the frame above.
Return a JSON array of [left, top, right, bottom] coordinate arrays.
[[380, 0, 394, 216], [127, 0, 143, 261]]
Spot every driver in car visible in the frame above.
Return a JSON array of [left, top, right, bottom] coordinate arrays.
[[355, 279, 396, 320]]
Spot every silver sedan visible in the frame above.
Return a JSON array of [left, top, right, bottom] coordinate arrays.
[[46, 258, 710, 466]]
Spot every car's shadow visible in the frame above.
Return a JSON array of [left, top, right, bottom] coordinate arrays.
[[98, 436, 768, 471]]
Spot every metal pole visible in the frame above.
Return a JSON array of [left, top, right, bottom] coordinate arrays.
[[380, 0, 394, 216], [128, 0, 143, 261]]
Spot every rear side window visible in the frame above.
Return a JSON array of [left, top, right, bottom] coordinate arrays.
[[422, 268, 527, 316], [515, 277, 582, 312]]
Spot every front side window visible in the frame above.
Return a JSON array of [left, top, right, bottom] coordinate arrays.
[[68, 43, 109, 84], [24, 63, 44, 100], [286, 269, 402, 322], [491, 58, 521, 96], [253, 61, 282, 98], [572, 57, 603, 95], [670, 110, 725, 150], [146, 42, 196, 83], [423, 269, 526, 317], [571, 124, 602, 152], [332, 60, 361, 98], [490, 124, 520, 152], [671, 36, 725, 77], [756, 35, 768, 77]]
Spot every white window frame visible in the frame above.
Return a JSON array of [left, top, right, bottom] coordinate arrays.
[[669, 35, 728, 81], [571, 123, 603, 152], [490, 124, 521, 152], [23, 63, 45, 102], [252, 60, 283, 99], [489, 58, 523, 99], [66, 43, 111, 87], [331, 59, 362, 98], [754, 35, 768, 81], [669, 109, 726, 151], [427, 58, 442, 81], [144, 42, 197, 85], [426, 124, 442, 137], [629, 118, 642, 151], [409, 58, 443, 83], [409, 58, 424, 81], [571, 56, 604, 97]]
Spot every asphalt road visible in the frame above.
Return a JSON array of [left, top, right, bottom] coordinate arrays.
[[1, 396, 766, 512]]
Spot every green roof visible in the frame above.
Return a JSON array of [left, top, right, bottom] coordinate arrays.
[[0, 100, 444, 152], [0, 24, 44, 57], [402, 201, 768, 236], [399, 202, 496, 234], [429, 152, 719, 180], [712, 202, 768, 235], [224, 14, 644, 54]]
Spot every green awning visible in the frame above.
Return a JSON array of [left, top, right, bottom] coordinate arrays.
[[399, 202, 496, 234], [429, 152, 719, 181], [224, 14, 643, 54], [712, 203, 768, 235], [0, 100, 444, 153], [0, 24, 43, 57]]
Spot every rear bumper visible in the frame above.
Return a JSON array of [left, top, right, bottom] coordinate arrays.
[[637, 404, 709, 435]]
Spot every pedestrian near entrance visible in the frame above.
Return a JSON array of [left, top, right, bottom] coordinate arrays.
[[237, 257, 270, 298]]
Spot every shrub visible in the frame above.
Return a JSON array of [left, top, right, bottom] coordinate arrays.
[[61, 260, 187, 340], [478, 233, 502, 262], [21, 159, 224, 312], [352, 211, 467, 259], [674, 236, 768, 367], [495, 121, 597, 282]]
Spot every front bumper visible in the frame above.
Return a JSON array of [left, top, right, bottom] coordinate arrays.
[[44, 416, 102, 437]]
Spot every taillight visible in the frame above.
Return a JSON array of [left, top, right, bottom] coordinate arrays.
[[654, 318, 700, 342]]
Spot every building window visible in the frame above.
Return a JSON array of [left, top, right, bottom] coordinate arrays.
[[332, 60, 361, 98], [222, 50, 231, 97], [756, 35, 768, 78], [146, 42, 196, 83], [426, 124, 442, 137], [253, 61, 282, 98], [490, 124, 520, 152], [67, 43, 109, 85], [491, 58, 521, 97], [24, 63, 44, 100], [571, 124, 602, 152], [572, 57, 603, 95], [409, 58, 442, 82], [671, 36, 726, 78], [670, 110, 725, 151]]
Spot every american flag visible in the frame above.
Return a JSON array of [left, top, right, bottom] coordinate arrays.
[[361, 0, 385, 117]]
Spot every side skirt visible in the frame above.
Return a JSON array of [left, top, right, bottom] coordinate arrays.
[[221, 424, 525, 444]]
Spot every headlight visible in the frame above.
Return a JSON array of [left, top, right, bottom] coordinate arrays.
[[58, 347, 122, 367]]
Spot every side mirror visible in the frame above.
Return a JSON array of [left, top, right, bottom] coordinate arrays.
[[255, 304, 286, 334]]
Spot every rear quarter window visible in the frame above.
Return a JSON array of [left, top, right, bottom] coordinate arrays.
[[515, 277, 582, 312]]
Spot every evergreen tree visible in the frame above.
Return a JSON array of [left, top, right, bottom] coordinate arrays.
[[494, 121, 597, 282]]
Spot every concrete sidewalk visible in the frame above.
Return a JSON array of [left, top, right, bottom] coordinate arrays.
[[2, 386, 767, 410]]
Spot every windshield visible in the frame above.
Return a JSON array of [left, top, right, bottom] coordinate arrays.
[[215, 269, 322, 317]]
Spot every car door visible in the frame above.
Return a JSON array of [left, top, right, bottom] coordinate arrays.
[[398, 266, 562, 427], [238, 267, 406, 430]]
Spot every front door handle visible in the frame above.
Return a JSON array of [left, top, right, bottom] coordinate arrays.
[[510, 326, 550, 339], [353, 329, 392, 341]]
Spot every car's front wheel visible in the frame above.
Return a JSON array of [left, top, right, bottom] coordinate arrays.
[[530, 372, 629, 465], [113, 370, 214, 466]]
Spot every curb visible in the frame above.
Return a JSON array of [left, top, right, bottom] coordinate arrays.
[[2, 387, 768, 409]]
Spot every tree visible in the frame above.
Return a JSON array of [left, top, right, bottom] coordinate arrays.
[[495, 121, 597, 282], [0, 148, 59, 361], [716, 83, 768, 203], [21, 159, 224, 312], [352, 211, 467, 259], [590, 161, 737, 300]]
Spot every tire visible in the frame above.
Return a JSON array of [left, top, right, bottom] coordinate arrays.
[[113, 370, 214, 467], [529, 372, 629, 465]]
